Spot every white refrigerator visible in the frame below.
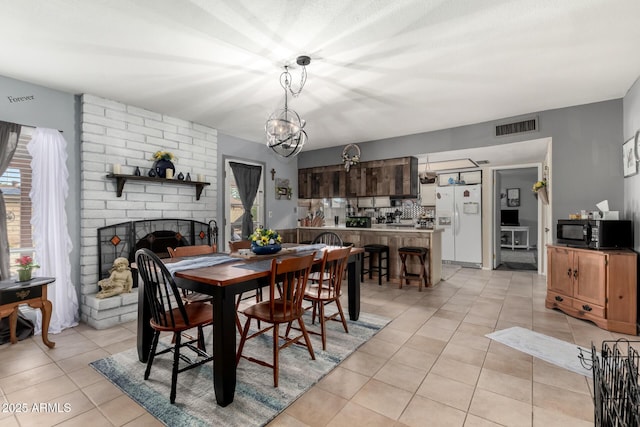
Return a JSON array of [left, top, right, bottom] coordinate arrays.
[[435, 184, 482, 266]]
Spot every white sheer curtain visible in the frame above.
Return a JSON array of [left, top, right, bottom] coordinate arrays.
[[27, 128, 78, 334]]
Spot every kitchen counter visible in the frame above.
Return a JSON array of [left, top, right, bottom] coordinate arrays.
[[300, 225, 442, 233], [297, 226, 442, 286]]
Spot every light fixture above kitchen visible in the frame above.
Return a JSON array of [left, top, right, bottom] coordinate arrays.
[[421, 158, 478, 172], [265, 55, 311, 158]]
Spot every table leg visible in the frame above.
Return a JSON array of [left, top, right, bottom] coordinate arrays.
[[39, 300, 55, 348], [9, 307, 18, 344], [347, 252, 361, 321], [212, 285, 237, 406]]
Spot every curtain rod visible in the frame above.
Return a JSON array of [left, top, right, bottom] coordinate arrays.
[[5, 120, 63, 133]]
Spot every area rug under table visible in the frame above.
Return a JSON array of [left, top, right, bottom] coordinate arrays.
[[486, 326, 591, 377], [91, 311, 390, 427]]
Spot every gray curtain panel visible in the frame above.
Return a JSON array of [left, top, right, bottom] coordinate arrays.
[[229, 162, 262, 239], [0, 121, 21, 280]]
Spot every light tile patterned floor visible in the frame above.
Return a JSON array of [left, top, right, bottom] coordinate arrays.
[[0, 267, 634, 426]]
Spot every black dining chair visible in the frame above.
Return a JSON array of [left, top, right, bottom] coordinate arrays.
[[312, 231, 343, 246], [135, 248, 214, 404]]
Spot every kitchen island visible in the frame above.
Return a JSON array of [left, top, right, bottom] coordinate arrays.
[[297, 226, 442, 286]]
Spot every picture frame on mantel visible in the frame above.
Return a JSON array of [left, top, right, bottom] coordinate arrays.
[[623, 136, 637, 177]]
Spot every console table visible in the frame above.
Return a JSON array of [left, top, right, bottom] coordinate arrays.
[[0, 277, 56, 348], [500, 226, 530, 250]]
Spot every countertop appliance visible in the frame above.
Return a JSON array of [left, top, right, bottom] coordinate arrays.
[[556, 219, 632, 249], [435, 184, 482, 266]]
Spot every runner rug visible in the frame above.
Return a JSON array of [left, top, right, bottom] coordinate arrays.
[[486, 326, 591, 377], [91, 311, 389, 426]]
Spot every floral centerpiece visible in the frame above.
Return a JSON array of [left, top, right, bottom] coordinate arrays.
[[150, 150, 176, 178], [151, 151, 175, 162], [249, 227, 283, 254], [16, 255, 39, 282]]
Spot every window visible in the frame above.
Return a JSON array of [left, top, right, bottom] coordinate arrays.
[[1, 125, 35, 274]]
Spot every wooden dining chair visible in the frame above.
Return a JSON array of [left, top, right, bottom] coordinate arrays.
[[168, 244, 216, 348], [229, 239, 264, 333], [167, 244, 217, 258], [135, 248, 214, 404], [311, 231, 343, 246], [236, 253, 316, 387], [301, 246, 351, 350]]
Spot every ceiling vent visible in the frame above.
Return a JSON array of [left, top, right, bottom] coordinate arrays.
[[495, 117, 538, 137], [475, 160, 490, 165]]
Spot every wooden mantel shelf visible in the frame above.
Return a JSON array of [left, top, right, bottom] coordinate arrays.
[[106, 174, 211, 200]]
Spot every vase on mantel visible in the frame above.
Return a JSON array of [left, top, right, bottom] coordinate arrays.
[[154, 159, 175, 179]]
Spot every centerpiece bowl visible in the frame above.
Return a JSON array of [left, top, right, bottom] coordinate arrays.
[[251, 243, 282, 255]]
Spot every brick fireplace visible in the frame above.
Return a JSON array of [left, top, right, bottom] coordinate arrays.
[[79, 94, 218, 329]]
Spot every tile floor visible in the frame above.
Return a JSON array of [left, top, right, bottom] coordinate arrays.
[[1, 266, 635, 426]]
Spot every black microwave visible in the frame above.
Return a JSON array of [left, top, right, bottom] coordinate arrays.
[[556, 219, 632, 249]]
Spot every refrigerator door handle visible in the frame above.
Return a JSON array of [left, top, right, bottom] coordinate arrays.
[[454, 203, 460, 236]]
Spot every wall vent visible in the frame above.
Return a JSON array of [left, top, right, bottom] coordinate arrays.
[[495, 117, 538, 137]]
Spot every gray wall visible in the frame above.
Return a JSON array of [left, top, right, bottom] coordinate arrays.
[[299, 100, 624, 229], [623, 76, 640, 252], [0, 75, 81, 292], [216, 133, 299, 245]]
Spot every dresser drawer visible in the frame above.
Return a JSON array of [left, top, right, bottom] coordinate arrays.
[[0, 286, 41, 305], [546, 290, 573, 310], [572, 299, 605, 318]]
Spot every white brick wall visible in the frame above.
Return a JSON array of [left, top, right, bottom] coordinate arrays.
[[79, 94, 218, 318]]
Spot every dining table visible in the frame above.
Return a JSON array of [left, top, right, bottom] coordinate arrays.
[[136, 244, 363, 407]]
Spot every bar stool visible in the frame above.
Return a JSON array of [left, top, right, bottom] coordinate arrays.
[[362, 244, 389, 286], [398, 246, 429, 291]]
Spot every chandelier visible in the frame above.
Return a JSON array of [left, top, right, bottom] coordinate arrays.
[[265, 55, 311, 158]]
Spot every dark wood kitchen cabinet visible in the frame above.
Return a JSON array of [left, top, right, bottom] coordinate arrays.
[[346, 157, 417, 197], [299, 156, 417, 199], [298, 165, 346, 198]]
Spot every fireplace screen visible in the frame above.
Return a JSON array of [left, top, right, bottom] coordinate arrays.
[[97, 219, 218, 286]]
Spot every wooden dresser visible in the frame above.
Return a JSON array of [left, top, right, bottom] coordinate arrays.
[[546, 245, 637, 335]]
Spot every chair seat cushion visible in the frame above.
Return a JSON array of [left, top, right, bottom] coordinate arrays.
[[364, 244, 389, 252], [398, 246, 428, 255]]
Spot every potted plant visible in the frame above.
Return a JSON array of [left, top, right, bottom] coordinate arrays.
[[151, 150, 176, 178], [532, 180, 549, 205], [249, 227, 283, 255], [15, 255, 39, 282]]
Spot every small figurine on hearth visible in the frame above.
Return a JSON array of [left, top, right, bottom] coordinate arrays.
[[96, 257, 133, 299]]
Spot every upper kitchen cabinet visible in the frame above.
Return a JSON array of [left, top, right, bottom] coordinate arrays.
[[298, 164, 346, 199], [300, 156, 417, 198], [359, 156, 418, 197]]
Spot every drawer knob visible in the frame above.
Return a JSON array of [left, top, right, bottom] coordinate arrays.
[[555, 295, 563, 302], [567, 268, 572, 277], [582, 304, 592, 312]]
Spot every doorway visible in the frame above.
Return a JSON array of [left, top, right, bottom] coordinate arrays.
[[493, 166, 540, 271], [223, 158, 265, 252]]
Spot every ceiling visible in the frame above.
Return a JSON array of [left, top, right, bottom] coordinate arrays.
[[2, 1, 640, 160]]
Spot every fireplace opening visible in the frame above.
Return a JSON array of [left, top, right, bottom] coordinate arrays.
[[97, 219, 218, 288]]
